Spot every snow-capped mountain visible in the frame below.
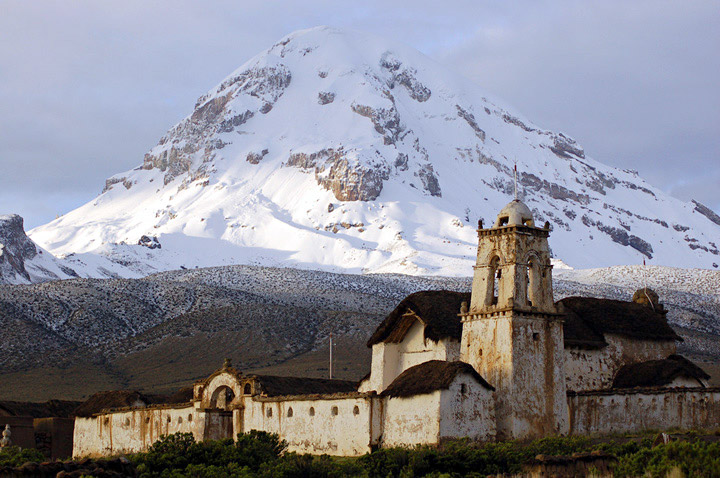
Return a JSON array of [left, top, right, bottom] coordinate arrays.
[[28, 26, 720, 276]]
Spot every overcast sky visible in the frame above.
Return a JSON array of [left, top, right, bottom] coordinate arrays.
[[1, 0, 718, 229]]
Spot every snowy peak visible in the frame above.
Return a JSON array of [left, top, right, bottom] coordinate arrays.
[[29, 27, 720, 276]]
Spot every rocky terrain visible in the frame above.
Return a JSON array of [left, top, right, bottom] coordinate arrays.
[[24, 26, 720, 278], [0, 263, 717, 401]]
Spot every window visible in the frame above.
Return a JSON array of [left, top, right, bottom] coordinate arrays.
[[287, 407, 294, 417], [353, 406, 360, 415], [244, 383, 252, 395], [188, 414, 193, 422], [267, 408, 273, 417], [498, 216, 509, 226], [178, 417, 183, 424], [167, 416, 171, 423], [533, 332, 540, 341], [460, 383, 467, 395], [145, 417, 150, 424], [124, 418, 130, 427], [331, 406, 339, 416], [309, 407, 315, 416]]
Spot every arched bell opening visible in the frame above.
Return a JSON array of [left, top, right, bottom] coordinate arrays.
[[485, 256, 501, 306]]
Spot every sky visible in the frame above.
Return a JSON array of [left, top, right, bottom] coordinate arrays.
[[0, 0, 718, 229]]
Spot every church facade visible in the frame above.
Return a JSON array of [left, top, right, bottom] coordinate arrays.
[[72, 200, 720, 457]]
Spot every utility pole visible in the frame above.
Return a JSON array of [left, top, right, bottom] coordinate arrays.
[[329, 332, 333, 379]]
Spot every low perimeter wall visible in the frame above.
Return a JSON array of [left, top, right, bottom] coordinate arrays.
[[568, 387, 720, 435]]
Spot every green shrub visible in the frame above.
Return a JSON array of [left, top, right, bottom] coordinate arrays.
[[614, 440, 720, 478], [0, 446, 46, 467]]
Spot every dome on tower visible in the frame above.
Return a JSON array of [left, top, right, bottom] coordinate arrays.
[[494, 199, 535, 227]]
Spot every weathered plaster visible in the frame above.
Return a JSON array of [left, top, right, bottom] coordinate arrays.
[[73, 405, 197, 458], [243, 395, 376, 456], [364, 319, 459, 394], [565, 336, 677, 391], [568, 388, 720, 435]]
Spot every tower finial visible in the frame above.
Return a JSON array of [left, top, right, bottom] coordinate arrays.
[[513, 159, 518, 200]]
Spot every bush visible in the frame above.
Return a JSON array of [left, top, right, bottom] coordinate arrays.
[[0, 446, 46, 467], [614, 440, 720, 478]]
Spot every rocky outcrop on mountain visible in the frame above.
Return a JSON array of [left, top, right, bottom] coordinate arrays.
[[29, 26, 720, 274], [693, 200, 720, 227], [0, 215, 37, 282], [0, 215, 79, 284], [141, 65, 292, 185]]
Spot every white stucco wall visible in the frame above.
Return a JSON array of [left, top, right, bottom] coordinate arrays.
[[364, 319, 460, 394], [73, 405, 198, 458], [383, 373, 496, 447], [438, 377, 495, 442], [242, 395, 376, 456], [382, 392, 441, 447], [564, 335, 677, 391], [568, 388, 720, 435]]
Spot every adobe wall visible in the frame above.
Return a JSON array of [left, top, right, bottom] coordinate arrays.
[[382, 392, 441, 447], [568, 387, 720, 435], [364, 320, 459, 393], [564, 335, 677, 391], [72, 405, 197, 458], [0, 417, 34, 450], [33, 417, 75, 459], [438, 377, 495, 442], [242, 394, 377, 456], [461, 313, 568, 440]]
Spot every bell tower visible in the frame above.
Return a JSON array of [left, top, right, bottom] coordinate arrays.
[[460, 199, 568, 440]]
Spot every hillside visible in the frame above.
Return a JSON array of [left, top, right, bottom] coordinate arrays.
[[0, 263, 717, 401]]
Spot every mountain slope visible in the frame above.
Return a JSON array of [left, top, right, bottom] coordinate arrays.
[[0, 263, 717, 401], [29, 26, 720, 275]]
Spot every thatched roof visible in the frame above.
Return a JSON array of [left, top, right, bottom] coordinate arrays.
[[163, 386, 194, 404], [0, 400, 82, 418], [74, 391, 151, 417], [367, 290, 470, 347], [74, 387, 195, 417], [612, 355, 710, 389], [250, 375, 358, 397], [381, 360, 493, 398], [559, 296, 681, 348]]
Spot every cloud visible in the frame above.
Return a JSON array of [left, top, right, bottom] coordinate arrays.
[[0, 0, 717, 229]]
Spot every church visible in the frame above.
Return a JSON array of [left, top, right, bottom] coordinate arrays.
[[72, 199, 720, 457]]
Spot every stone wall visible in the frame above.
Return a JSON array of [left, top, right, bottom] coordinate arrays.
[[568, 387, 720, 435], [564, 335, 677, 391]]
